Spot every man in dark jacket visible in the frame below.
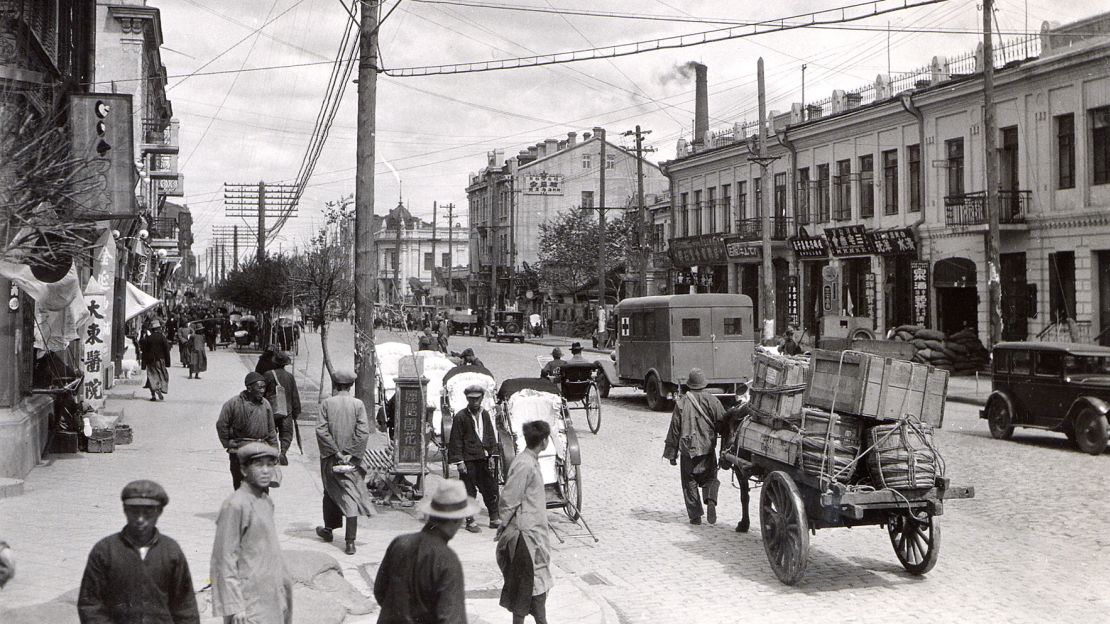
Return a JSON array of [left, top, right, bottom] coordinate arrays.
[[216, 372, 279, 490], [78, 480, 199, 623], [663, 368, 728, 525], [374, 480, 477, 624], [139, 321, 172, 401], [448, 385, 500, 533], [264, 351, 301, 465]]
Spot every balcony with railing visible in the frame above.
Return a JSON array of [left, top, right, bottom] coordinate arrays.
[[142, 118, 180, 154], [149, 217, 178, 241], [944, 190, 1030, 226], [734, 217, 794, 242]]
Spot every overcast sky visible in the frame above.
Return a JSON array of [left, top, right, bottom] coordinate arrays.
[[152, 0, 1102, 265]]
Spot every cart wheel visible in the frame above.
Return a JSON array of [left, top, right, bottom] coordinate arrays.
[[759, 470, 810, 585], [596, 374, 611, 398], [987, 400, 1015, 440], [585, 383, 602, 434], [560, 461, 582, 521], [888, 511, 940, 575]]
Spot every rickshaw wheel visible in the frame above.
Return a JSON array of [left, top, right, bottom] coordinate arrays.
[[888, 511, 940, 575], [585, 383, 602, 434], [759, 471, 809, 585], [559, 461, 582, 521]]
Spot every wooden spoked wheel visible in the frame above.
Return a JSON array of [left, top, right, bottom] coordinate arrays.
[[888, 510, 941, 575], [559, 460, 582, 521], [759, 470, 810, 585], [585, 383, 602, 434]]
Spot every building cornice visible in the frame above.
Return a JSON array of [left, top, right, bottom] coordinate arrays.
[[107, 5, 164, 47]]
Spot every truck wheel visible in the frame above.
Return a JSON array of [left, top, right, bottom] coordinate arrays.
[[645, 373, 670, 412], [596, 374, 611, 399], [1074, 408, 1109, 455]]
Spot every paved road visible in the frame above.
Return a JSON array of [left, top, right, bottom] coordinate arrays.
[[337, 324, 1110, 623]]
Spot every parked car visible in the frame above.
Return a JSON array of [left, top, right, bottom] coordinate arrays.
[[487, 310, 525, 343], [981, 341, 1110, 455]]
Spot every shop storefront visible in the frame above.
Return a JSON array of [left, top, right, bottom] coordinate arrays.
[[791, 231, 829, 338], [669, 235, 728, 294]]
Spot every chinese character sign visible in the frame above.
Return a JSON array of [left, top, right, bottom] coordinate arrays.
[[81, 286, 108, 409], [824, 225, 873, 256], [864, 273, 877, 328], [790, 235, 828, 258], [786, 275, 799, 327], [911, 261, 930, 327], [523, 173, 564, 195], [868, 228, 917, 256]]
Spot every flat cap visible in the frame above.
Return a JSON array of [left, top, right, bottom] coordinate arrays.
[[461, 348, 475, 358], [236, 442, 279, 463], [121, 479, 168, 507], [244, 371, 265, 387], [464, 384, 485, 398], [273, 351, 292, 366], [332, 369, 356, 385]]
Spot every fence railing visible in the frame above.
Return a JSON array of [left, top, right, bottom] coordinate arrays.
[[944, 190, 1030, 226], [734, 217, 794, 242]]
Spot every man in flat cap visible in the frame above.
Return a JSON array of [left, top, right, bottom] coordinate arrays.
[[374, 480, 479, 624], [539, 348, 565, 382], [459, 347, 484, 368], [216, 372, 279, 490], [211, 443, 293, 624], [448, 384, 501, 533], [315, 369, 374, 555], [264, 351, 301, 465], [78, 480, 199, 623]]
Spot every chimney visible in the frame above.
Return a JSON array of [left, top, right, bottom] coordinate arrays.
[[545, 138, 559, 155], [536, 142, 547, 159], [693, 62, 708, 146], [583, 131, 591, 141], [566, 131, 577, 147]]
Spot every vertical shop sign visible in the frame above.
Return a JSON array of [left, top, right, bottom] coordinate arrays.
[[864, 273, 877, 328], [786, 275, 799, 327], [79, 231, 117, 410], [911, 261, 930, 326]]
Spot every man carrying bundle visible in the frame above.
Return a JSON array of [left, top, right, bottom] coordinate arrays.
[[663, 368, 727, 525]]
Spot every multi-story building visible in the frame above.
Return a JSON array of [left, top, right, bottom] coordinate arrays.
[[465, 128, 667, 312], [375, 201, 468, 305], [662, 13, 1110, 348]]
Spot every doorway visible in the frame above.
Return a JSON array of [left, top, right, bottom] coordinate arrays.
[[803, 261, 826, 339], [1001, 252, 1028, 341], [934, 257, 978, 335], [1098, 251, 1110, 346], [1000, 126, 1021, 219], [739, 264, 760, 319], [884, 255, 913, 330]]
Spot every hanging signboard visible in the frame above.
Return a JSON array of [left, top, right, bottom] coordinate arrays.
[[824, 225, 873, 256], [724, 237, 761, 259], [786, 275, 799, 327], [790, 235, 828, 258], [392, 356, 428, 474], [669, 235, 726, 268], [821, 265, 840, 314], [911, 261, 930, 327], [523, 173, 564, 195], [868, 228, 917, 256], [864, 273, 877, 328]]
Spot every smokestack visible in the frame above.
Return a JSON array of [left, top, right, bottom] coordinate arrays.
[[694, 62, 708, 146]]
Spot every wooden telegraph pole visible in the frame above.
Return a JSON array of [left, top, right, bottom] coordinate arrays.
[[983, 0, 1002, 346], [446, 203, 456, 307], [749, 58, 782, 342], [597, 128, 607, 335], [624, 125, 652, 297], [354, 0, 380, 409]]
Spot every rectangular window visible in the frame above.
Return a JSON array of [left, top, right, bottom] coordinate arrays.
[[908, 145, 921, 213], [582, 153, 591, 169], [1049, 251, 1076, 324], [653, 223, 665, 251], [581, 190, 594, 209], [707, 187, 717, 232], [882, 150, 898, 215], [1057, 114, 1075, 189], [946, 138, 965, 196], [692, 189, 702, 235], [721, 184, 732, 233], [681, 318, 701, 336], [1035, 352, 1063, 378], [834, 159, 851, 220], [816, 164, 830, 222], [1091, 106, 1110, 185], [1010, 350, 1031, 375], [723, 317, 743, 335], [796, 168, 810, 225], [737, 181, 748, 222], [423, 252, 433, 271], [753, 178, 762, 219], [441, 252, 450, 267], [993, 350, 1009, 374], [774, 172, 787, 218], [606, 154, 616, 169], [859, 154, 874, 218], [680, 192, 689, 237]]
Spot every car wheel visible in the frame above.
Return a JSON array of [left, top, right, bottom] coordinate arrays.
[[596, 374, 611, 399], [987, 400, 1015, 441], [1073, 408, 1109, 455]]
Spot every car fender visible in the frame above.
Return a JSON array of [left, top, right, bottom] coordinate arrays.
[[1066, 396, 1110, 423], [982, 391, 1014, 420], [594, 359, 619, 386], [564, 424, 581, 465]]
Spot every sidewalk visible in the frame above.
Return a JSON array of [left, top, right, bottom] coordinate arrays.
[[525, 334, 613, 356], [945, 372, 991, 407], [0, 347, 613, 623]]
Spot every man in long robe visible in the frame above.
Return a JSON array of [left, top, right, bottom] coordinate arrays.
[[210, 443, 292, 623], [314, 369, 373, 556], [140, 321, 172, 402], [497, 420, 553, 624], [663, 368, 728, 525]]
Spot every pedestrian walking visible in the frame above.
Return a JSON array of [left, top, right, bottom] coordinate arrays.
[[437, 314, 450, 353], [662, 368, 728, 525], [314, 369, 374, 556], [458, 347, 484, 368], [264, 351, 301, 465], [447, 384, 500, 533], [140, 320, 172, 402], [210, 443, 293, 624], [187, 324, 207, 379], [175, 321, 193, 368], [373, 480, 477, 624], [417, 327, 437, 351], [780, 327, 803, 356], [77, 480, 200, 623], [216, 372, 279, 490], [204, 318, 219, 351], [497, 420, 553, 624]]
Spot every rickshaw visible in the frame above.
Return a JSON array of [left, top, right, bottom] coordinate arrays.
[[558, 361, 602, 434], [436, 364, 499, 478], [233, 314, 257, 349], [496, 378, 594, 540]]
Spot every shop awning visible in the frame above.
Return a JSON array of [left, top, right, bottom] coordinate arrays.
[[125, 282, 161, 320]]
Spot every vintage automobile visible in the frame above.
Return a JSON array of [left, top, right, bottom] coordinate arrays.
[[487, 310, 525, 343], [981, 341, 1110, 455], [605, 293, 755, 411]]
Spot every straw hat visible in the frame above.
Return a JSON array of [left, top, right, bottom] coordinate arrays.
[[416, 480, 481, 520]]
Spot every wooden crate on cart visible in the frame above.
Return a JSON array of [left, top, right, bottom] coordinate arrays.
[[737, 418, 801, 466], [803, 349, 948, 426], [749, 352, 810, 424]]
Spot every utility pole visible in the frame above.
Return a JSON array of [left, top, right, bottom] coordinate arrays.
[[395, 210, 402, 303], [597, 128, 607, 335], [354, 0, 380, 410], [984, 0, 1002, 346], [219, 241, 226, 282], [446, 203, 455, 307], [257, 181, 266, 261], [431, 201, 438, 305], [624, 125, 652, 297], [223, 182, 297, 260], [753, 58, 780, 341], [233, 225, 239, 270]]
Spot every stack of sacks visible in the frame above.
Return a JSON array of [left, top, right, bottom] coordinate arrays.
[[888, 325, 990, 374], [375, 341, 413, 399], [442, 371, 497, 430], [506, 388, 563, 483], [419, 353, 457, 435]]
